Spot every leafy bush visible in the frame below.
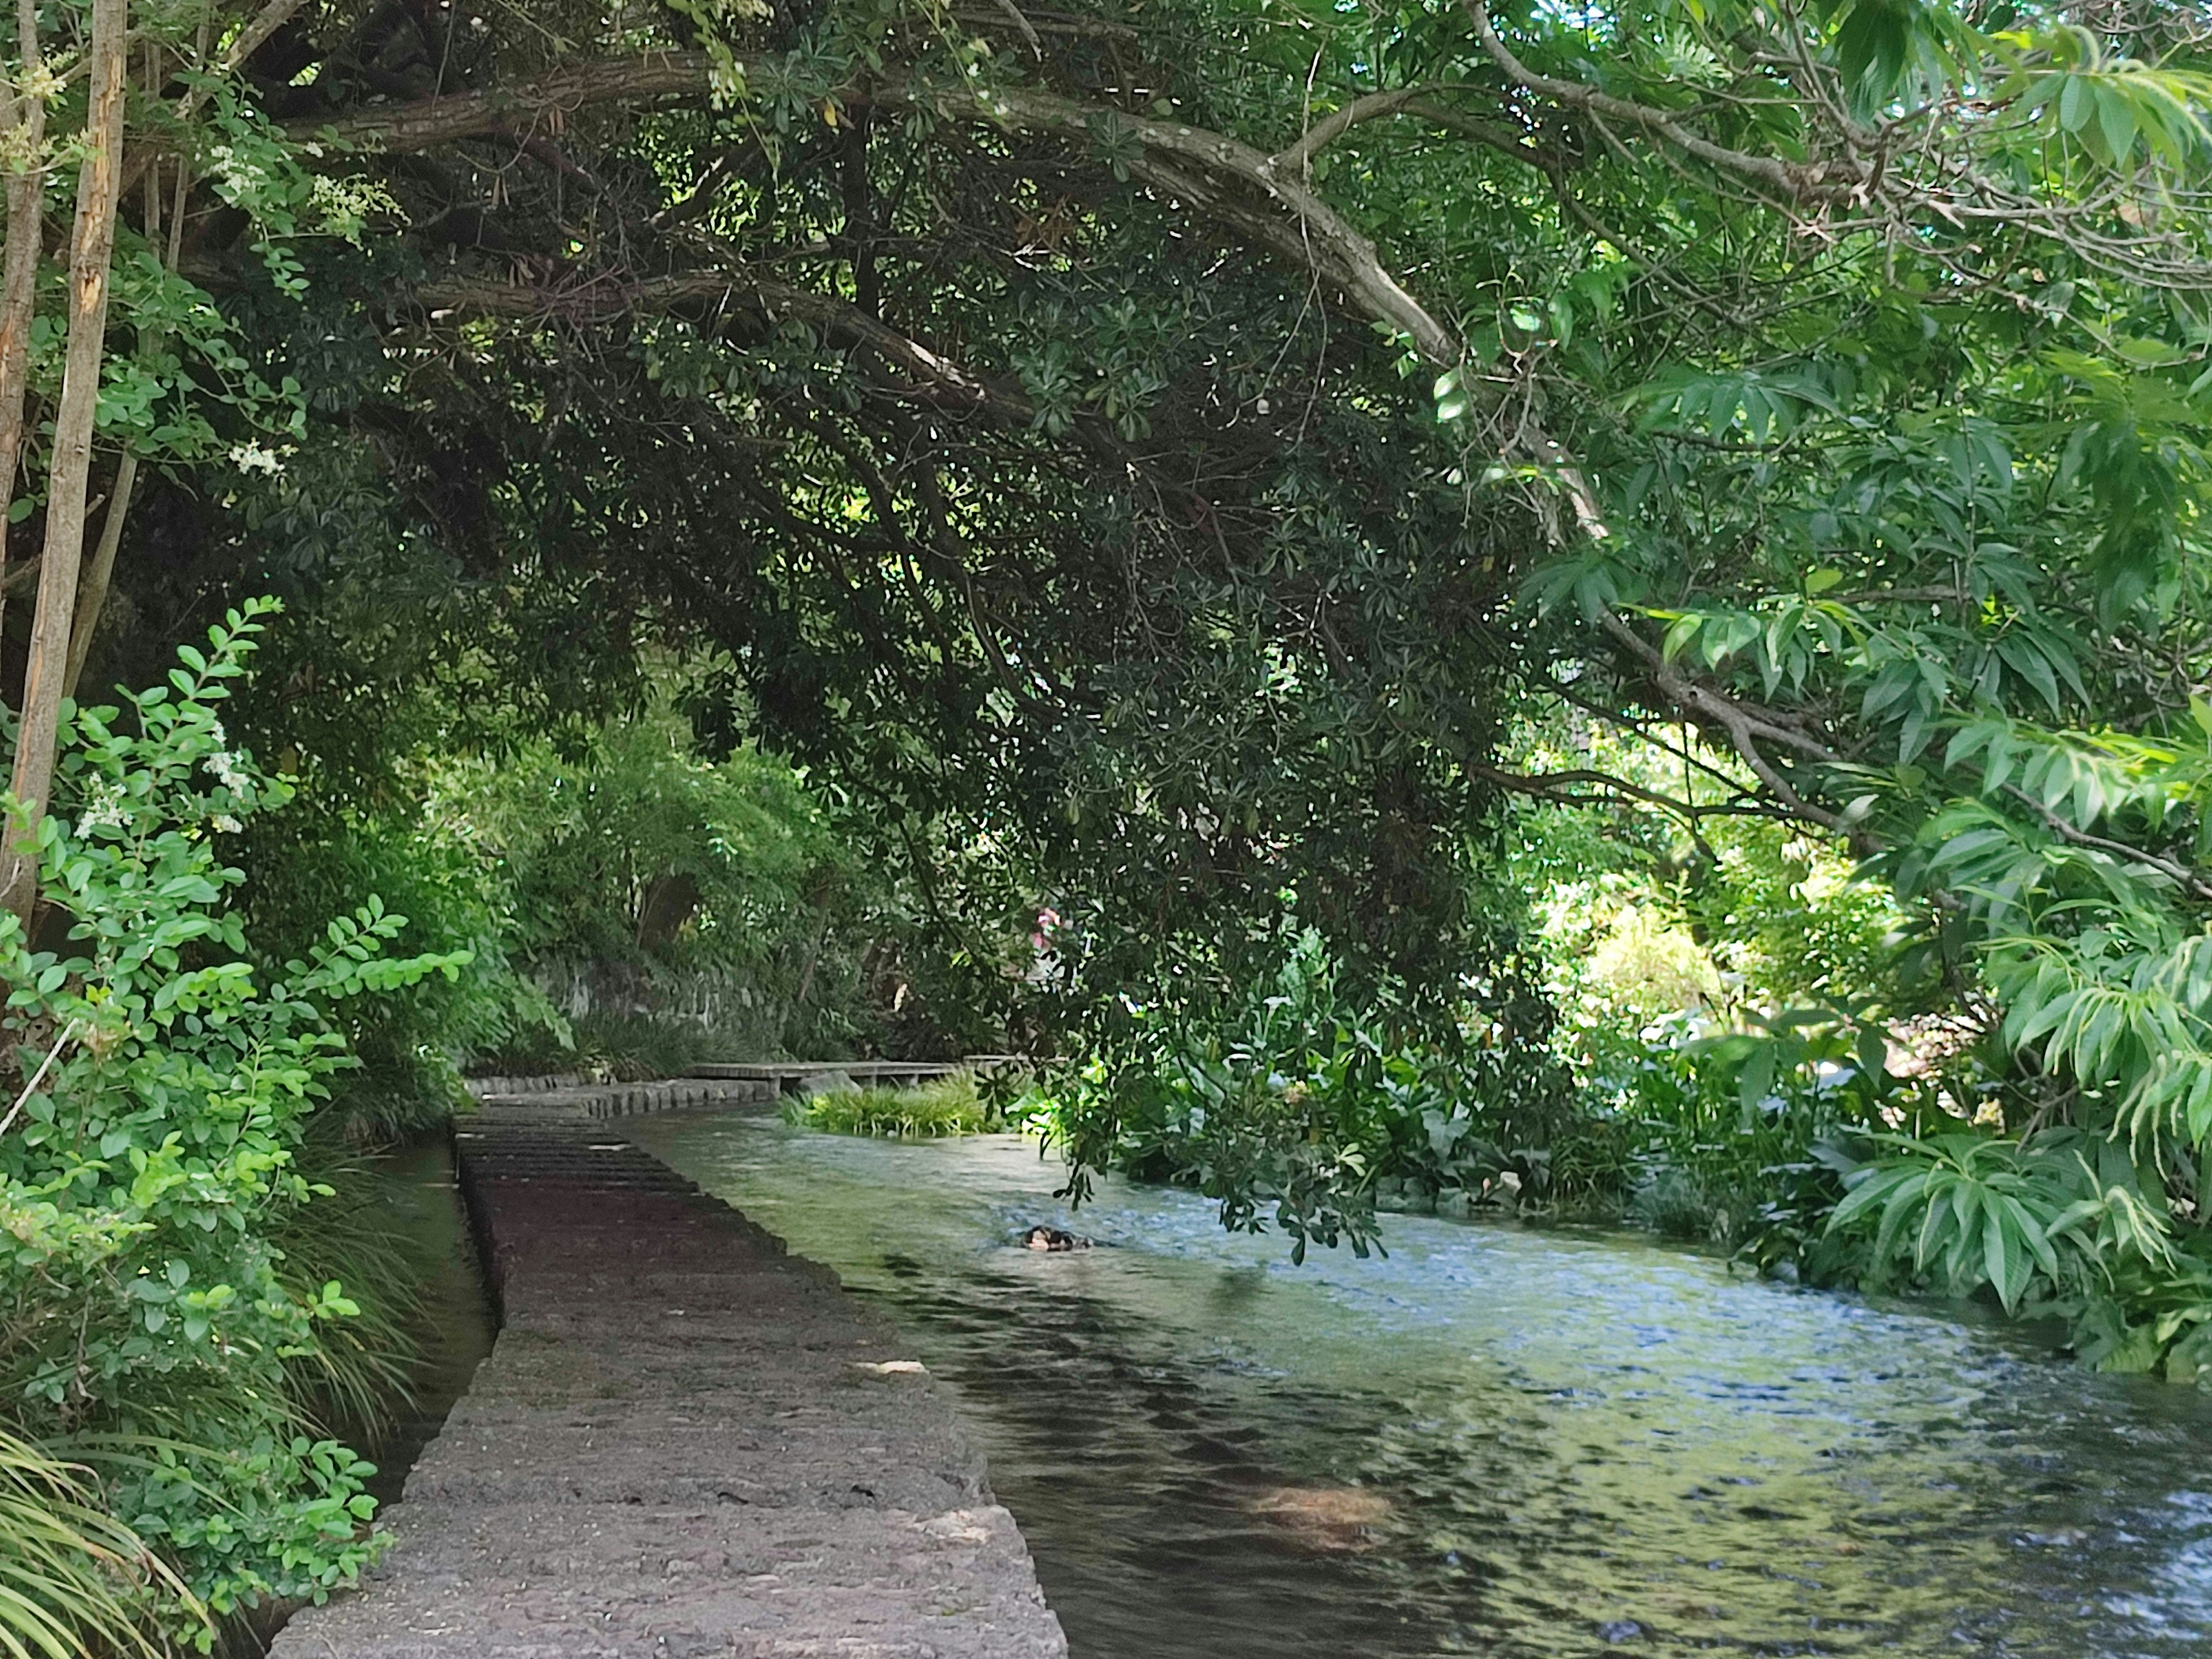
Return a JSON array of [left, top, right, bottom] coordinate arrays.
[[1599, 1007, 1878, 1251], [785, 1075, 986, 1138], [474, 1007, 736, 1084], [239, 797, 555, 1141], [456, 695, 882, 1057], [0, 603, 468, 1641], [1820, 1127, 2206, 1350], [1043, 925, 1581, 1259]]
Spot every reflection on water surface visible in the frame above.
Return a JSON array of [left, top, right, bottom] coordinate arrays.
[[631, 1114, 2212, 1659]]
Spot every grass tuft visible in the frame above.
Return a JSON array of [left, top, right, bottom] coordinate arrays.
[[0, 1429, 199, 1658], [783, 1075, 986, 1138]]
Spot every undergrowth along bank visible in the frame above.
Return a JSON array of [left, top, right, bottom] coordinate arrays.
[[0, 607, 467, 1648], [783, 1075, 989, 1139]]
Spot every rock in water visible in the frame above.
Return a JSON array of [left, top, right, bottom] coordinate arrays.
[[1020, 1226, 1090, 1251], [1248, 1485, 1393, 1551]]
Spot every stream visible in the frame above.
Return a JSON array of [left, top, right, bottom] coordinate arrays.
[[629, 1112, 2212, 1659]]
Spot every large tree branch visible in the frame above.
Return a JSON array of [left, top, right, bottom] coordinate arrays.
[[326, 58, 1466, 365], [414, 268, 1040, 422], [968, 85, 1461, 364], [304, 51, 715, 153], [175, 0, 310, 120]]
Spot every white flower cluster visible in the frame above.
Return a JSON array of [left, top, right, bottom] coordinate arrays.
[[75, 782, 126, 839], [204, 748, 252, 794], [228, 441, 286, 476]]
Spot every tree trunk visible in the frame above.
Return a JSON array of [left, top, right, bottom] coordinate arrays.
[[62, 450, 132, 700], [633, 872, 702, 955], [0, 0, 51, 631], [1, 0, 127, 922], [63, 54, 176, 706]]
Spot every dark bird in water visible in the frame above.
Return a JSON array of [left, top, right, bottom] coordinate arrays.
[[1021, 1226, 1090, 1251]]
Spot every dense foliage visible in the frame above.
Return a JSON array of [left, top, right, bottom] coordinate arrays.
[[8, 0, 2212, 1639], [0, 608, 464, 1641]]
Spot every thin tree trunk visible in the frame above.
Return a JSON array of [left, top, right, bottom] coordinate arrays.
[[62, 450, 131, 699], [0, 0, 51, 635], [63, 50, 174, 703], [1, 0, 127, 922], [784, 896, 834, 1047]]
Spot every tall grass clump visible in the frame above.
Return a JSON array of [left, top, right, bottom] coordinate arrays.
[[0, 1430, 195, 1658], [785, 1075, 986, 1138]]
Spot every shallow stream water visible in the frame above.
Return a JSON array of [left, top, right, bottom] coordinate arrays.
[[631, 1112, 2212, 1659], [360, 1136, 497, 1510]]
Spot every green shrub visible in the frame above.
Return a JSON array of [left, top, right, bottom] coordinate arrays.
[[240, 799, 557, 1142], [785, 1075, 986, 1138], [0, 603, 468, 1642], [1042, 925, 1581, 1259], [453, 695, 885, 1057]]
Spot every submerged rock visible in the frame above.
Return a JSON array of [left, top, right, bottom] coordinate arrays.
[[1020, 1226, 1091, 1252], [1248, 1484, 1393, 1551]]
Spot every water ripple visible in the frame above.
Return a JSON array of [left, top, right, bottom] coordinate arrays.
[[634, 1118, 2212, 1659]]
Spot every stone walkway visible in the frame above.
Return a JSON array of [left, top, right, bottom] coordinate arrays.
[[270, 1090, 1068, 1659]]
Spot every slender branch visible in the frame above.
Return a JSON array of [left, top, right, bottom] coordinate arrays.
[[0, 1018, 82, 1138], [1271, 86, 1556, 175], [1596, 607, 1847, 831], [1459, 0, 1862, 204], [984, 0, 1044, 60], [414, 268, 1040, 421], [1273, 86, 1434, 173], [63, 450, 133, 699], [2002, 784, 2212, 903], [1542, 671, 1768, 798], [173, 0, 306, 120], [1468, 760, 1791, 821]]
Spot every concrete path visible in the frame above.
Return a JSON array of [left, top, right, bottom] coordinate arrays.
[[271, 1093, 1068, 1659]]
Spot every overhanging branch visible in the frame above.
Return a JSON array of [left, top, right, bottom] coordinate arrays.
[[327, 58, 1467, 366], [967, 84, 1462, 364], [302, 52, 715, 153], [414, 268, 1037, 421], [1458, 0, 1862, 206]]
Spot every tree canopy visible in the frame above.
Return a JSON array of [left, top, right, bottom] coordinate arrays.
[[141, 0, 2210, 1151]]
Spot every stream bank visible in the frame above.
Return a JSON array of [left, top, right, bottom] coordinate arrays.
[[268, 1088, 1066, 1658]]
